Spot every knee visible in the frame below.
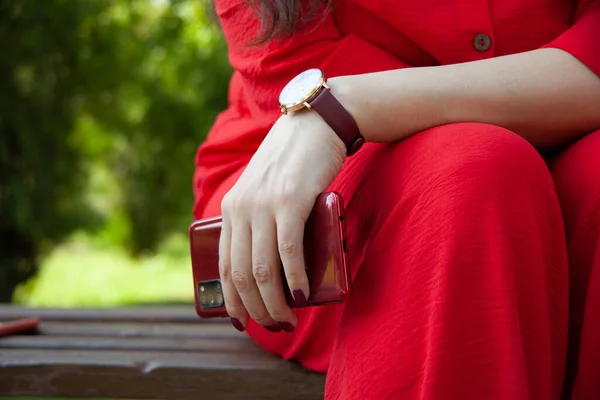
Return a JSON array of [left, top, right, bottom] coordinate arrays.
[[337, 123, 554, 235], [551, 130, 600, 221], [401, 123, 551, 197]]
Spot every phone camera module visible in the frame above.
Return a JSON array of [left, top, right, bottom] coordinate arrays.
[[198, 280, 225, 309]]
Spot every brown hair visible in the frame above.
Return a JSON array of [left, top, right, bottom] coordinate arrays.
[[246, 0, 333, 43]]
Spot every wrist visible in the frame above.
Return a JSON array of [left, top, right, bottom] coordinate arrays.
[[325, 76, 369, 141], [284, 111, 347, 161]]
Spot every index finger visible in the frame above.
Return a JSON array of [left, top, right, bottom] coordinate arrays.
[[276, 212, 310, 308], [219, 219, 248, 331]]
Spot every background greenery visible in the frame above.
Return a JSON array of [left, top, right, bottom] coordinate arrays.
[[0, 0, 232, 305]]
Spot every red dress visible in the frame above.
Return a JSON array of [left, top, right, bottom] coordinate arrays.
[[193, 1, 600, 398]]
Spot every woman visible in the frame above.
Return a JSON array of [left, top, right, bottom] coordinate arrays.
[[193, 0, 600, 398]]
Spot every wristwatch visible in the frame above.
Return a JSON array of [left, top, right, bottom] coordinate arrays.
[[278, 68, 364, 156]]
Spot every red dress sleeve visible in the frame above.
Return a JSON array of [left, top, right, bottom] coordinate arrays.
[[194, 0, 408, 217], [542, 0, 600, 77], [216, 0, 407, 117]]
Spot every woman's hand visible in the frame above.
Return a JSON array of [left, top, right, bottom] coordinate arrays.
[[219, 110, 346, 332]]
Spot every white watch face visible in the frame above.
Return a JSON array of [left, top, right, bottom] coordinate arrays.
[[279, 68, 324, 107]]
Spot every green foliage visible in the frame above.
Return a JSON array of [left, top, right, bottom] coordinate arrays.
[[14, 233, 194, 307], [0, 0, 231, 301]]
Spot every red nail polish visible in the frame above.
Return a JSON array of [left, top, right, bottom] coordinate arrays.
[[265, 324, 282, 332], [279, 322, 295, 332], [292, 289, 307, 307], [231, 317, 245, 332]]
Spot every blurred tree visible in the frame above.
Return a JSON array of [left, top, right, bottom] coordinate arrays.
[[0, 0, 231, 301]]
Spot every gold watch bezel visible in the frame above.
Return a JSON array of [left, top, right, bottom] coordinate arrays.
[[278, 69, 327, 115]]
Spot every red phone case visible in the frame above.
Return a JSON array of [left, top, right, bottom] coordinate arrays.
[[189, 192, 352, 318]]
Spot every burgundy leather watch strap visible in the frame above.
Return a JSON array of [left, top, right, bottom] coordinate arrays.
[[310, 88, 364, 156]]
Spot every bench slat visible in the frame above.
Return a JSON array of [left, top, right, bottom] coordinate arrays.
[[0, 334, 265, 353], [36, 321, 239, 338], [0, 305, 199, 322], [1, 356, 325, 400], [1, 348, 292, 368]]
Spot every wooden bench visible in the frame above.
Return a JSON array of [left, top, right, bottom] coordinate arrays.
[[0, 305, 325, 399]]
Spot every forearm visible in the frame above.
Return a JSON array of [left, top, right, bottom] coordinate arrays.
[[331, 48, 600, 151]]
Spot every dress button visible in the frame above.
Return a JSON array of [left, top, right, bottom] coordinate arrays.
[[473, 33, 492, 52]]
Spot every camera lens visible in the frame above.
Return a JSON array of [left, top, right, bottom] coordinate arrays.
[[216, 282, 222, 292], [199, 296, 207, 306], [215, 293, 224, 306]]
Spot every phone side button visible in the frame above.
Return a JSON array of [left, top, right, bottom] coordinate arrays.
[[342, 239, 348, 253]]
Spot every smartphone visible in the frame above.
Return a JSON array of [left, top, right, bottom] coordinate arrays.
[[190, 192, 352, 318]]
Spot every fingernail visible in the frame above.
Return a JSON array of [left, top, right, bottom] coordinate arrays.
[[265, 324, 282, 333], [292, 289, 307, 307], [279, 322, 295, 333], [230, 317, 245, 332]]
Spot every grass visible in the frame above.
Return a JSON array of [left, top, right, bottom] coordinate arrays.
[[13, 232, 194, 307]]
